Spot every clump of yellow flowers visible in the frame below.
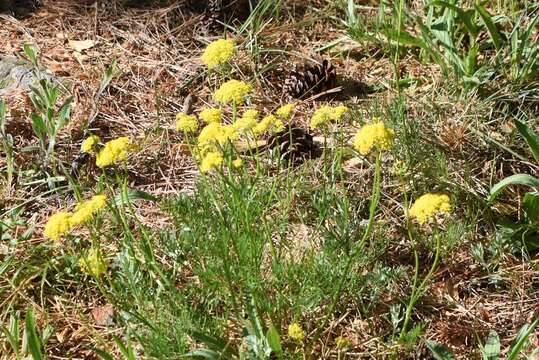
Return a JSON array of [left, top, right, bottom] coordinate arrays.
[[79, 247, 108, 277], [176, 113, 199, 133], [353, 122, 395, 155], [201, 39, 236, 68], [409, 193, 451, 224], [200, 151, 224, 173], [288, 323, 305, 342], [96, 137, 131, 168], [81, 135, 100, 154], [310, 105, 349, 129], [43, 195, 107, 241], [199, 108, 222, 124], [276, 103, 295, 120], [214, 80, 251, 105], [43, 212, 73, 241]]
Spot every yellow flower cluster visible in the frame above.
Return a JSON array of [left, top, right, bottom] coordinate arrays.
[[335, 336, 350, 349], [200, 151, 224, 173], [43, 212, 72, 241], [70, 195, 107, 226], [199, 108, 222, 123], [409, 193, 451, 224], [198, 122, 238, 149], [233, 109, 259, 133], [43, 195, 108, 241], [288, 323, 305, 342], [232, 158, 243, 168], [201, 39, 236, 68], [276, 103, 295, 119], [176, 113, 199, 133], [79, 248, 108, 277], [352, 122, 394, 155], [310, 105, 349, 129], [252, 115, 284, 137], [81, 135, 100, 154], [213, 80, 251, 105], [96, 137, 131, 168]]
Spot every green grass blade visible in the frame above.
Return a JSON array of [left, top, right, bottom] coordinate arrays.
[[474, 2, 503, 50], [507, 318, 539, 360], [514, 120, 539, 165], [24, 309, 43, 360]]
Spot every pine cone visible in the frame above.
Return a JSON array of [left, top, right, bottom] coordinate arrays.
[[266, 125, 320, 164], [203, 0, 257, 32], [283, 58, 337, 98], [0, 0, 42, 18]]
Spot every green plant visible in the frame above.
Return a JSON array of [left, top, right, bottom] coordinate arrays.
[[426, 318, 539, 360], [1, 309, 54, 360], [0, 99, 15, 194], [489, 120, 539, 251], [23, 44, 73, 169]]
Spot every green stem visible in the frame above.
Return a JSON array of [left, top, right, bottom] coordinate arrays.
[[399, 231, 441, 340], [313, 151, 382, 343]]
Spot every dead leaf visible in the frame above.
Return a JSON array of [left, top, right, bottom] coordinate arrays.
[[68, 39, 96, 53], [91, 304, 114, 327]]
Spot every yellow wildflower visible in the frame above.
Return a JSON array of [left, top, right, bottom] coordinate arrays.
[[70, 195, 107, 227], [333, 105, 349, 120], [276, 104, 295, 119], [409, 193, 451, 225], [213, 80, 251, 105], [200, 151, 224, 173], [43, 212, 72, 241], [176, 113, 199, 133], [335, 336, 350, 349], [81, 135, 100, 154], [199, 108, 222, 124], [288, 323, 305, 343], [253, 115, 284, 137], [352, 123, 394, 155], [233, 109, 259, 134], [79, 248, 108, 277], [198, 123, 223, 147], [310, 105, 349, 129], [310, 105, 334, 129], [232, 158, 243, 168], [95, 137, 131, 168], [201, 39, 236, 68]]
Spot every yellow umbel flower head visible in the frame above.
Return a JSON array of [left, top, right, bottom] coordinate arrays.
[[70, 194, 107, 227], [81, 135, 100, 154], [214, 80, 251, 105], [409, 193, 451, 225], [79, 248, 108, 277], [335, 336, 350, 349], [352, 122, 394, 155], [233, 109, 258, 134], [276, 104, 295, 119], [201, 39, 236, 68], [96, 137, 131, 168], [252, 115, 284, 137], [288, 323, 305, 343], [176, 113, 199, 133], [310, 105, 349, 129], [200, 151, 224, 173], [199, 108, 222, 124], [44, 212, 72, 241], [232, 158, 243, 168]]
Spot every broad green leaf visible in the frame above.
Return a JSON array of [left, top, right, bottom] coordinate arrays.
[[429, 1, 480, 38], [25, 309, 43, 360], [30, 113, 47, 138], [425, 339, 456, 360], [190, 331, 230, 354], [523, 192, 539, 222], [266, 325, 283, 357], [474, 2, 502, 50], [181, 349, 221, 360], [114, 189, 158, 206], [507, 318, 539, 360], [514, 120, 539, 165], [489, 174, 539, 202], [481, 330, 500, 360]]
